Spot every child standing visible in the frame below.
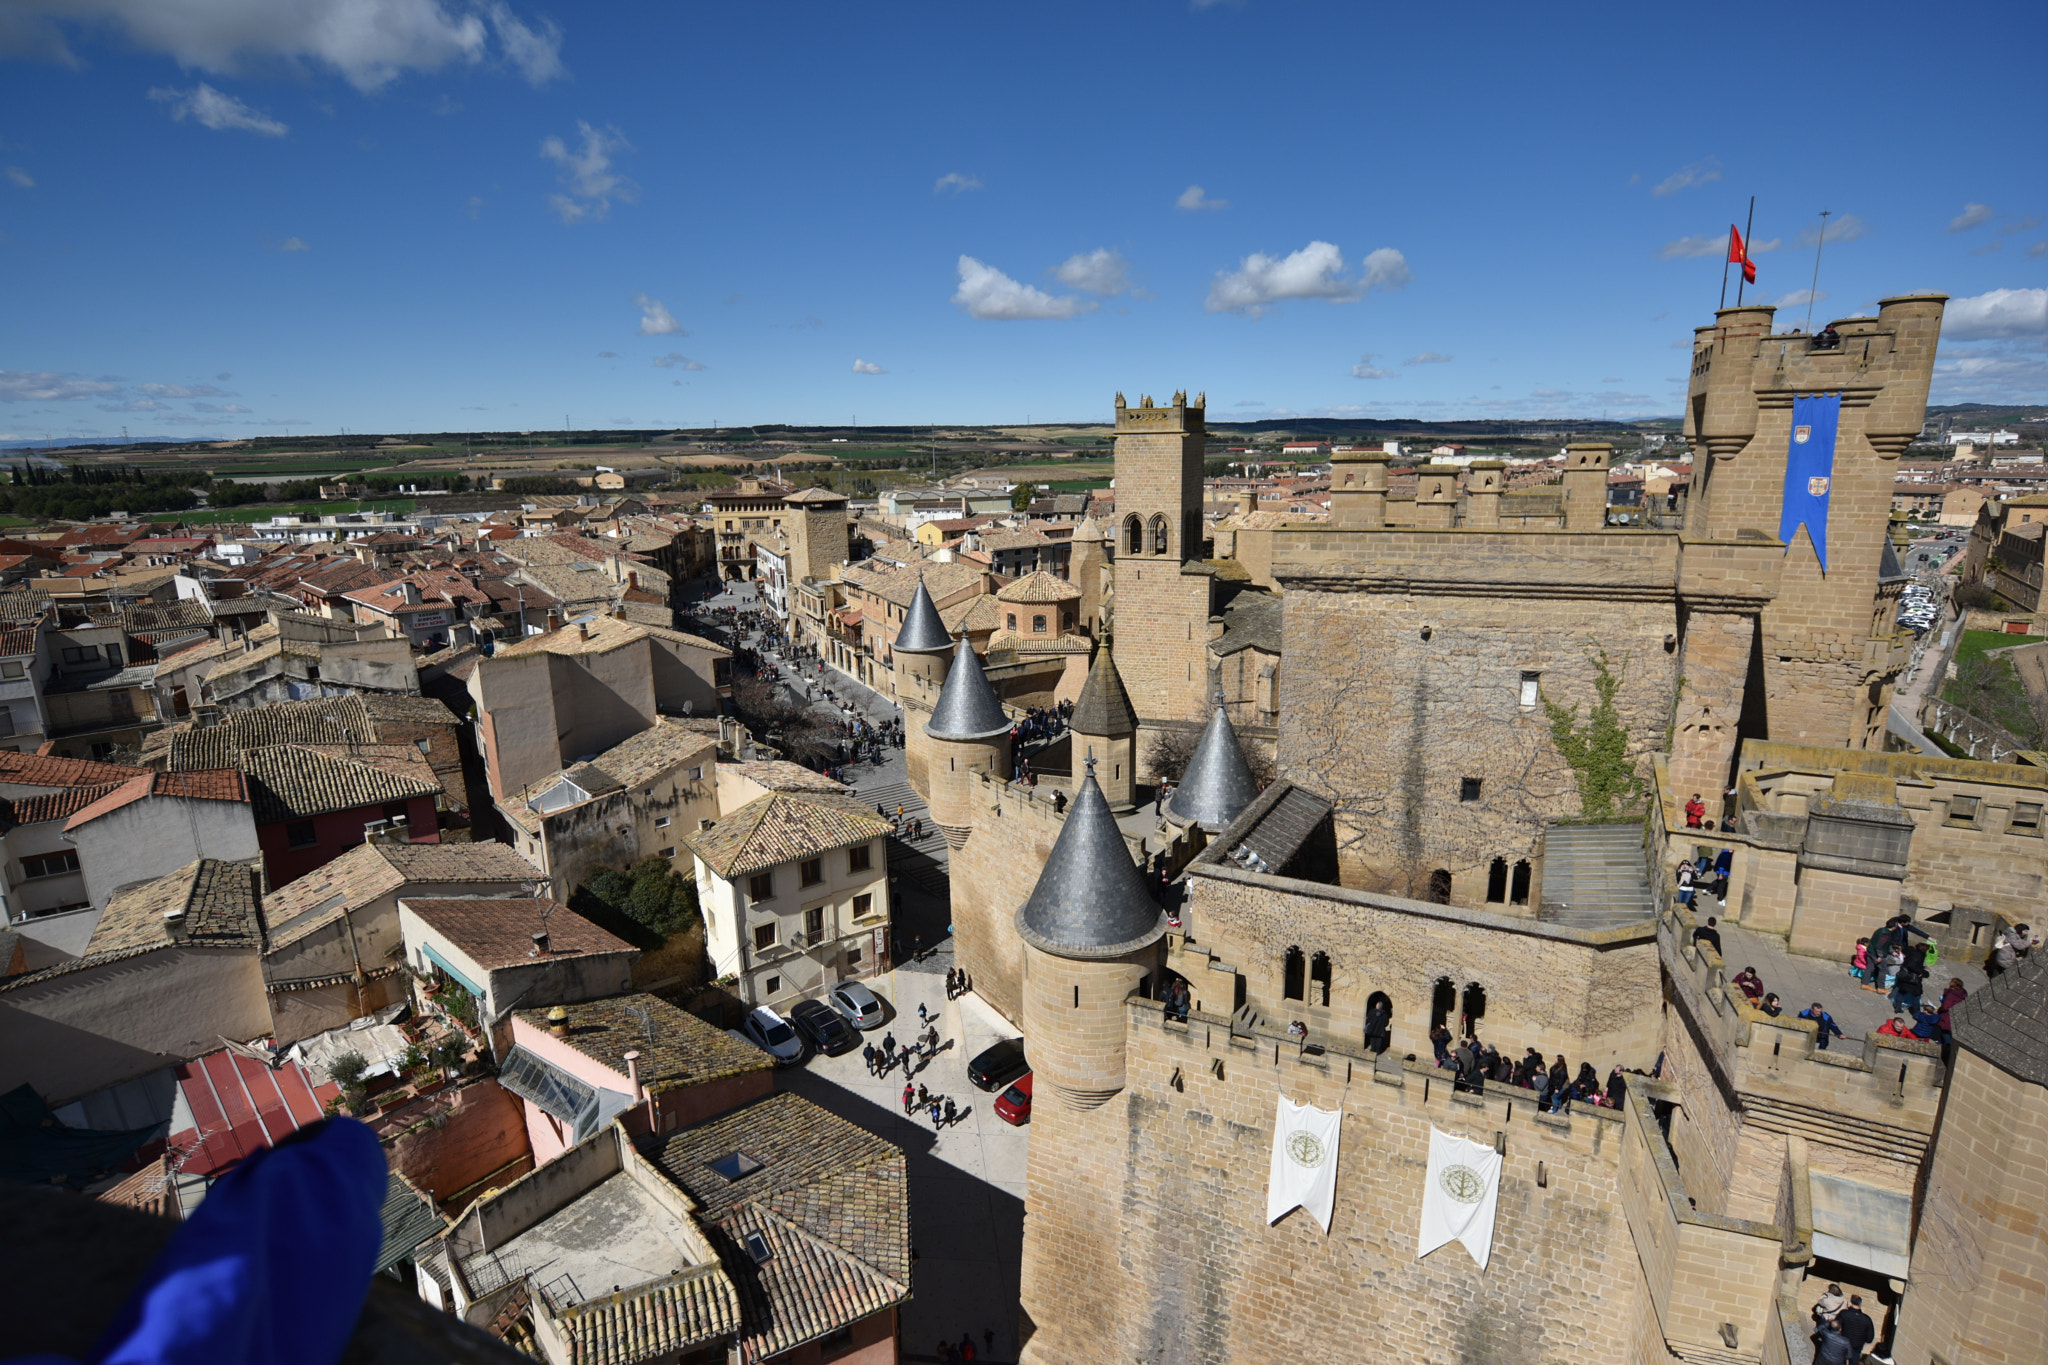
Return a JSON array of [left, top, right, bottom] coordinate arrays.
[[1850, 937, 1870, 981]]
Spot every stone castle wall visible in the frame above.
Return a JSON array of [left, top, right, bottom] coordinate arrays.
[[1019, 998, 1669, 1365], [948, 774, 1082, 1025]]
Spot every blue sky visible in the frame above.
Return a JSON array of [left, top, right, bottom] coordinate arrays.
[[2, 0, 2044, 443]]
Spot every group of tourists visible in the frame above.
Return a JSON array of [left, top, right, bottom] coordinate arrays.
[[1809, 1282, 1888, 1363], [903, 1080, 966, 1129], [1426, 1029, 1647, 1113], [1674, 849, 1732, 906], [944, 967, 973, 999], [864, 1021, 943, 1080]]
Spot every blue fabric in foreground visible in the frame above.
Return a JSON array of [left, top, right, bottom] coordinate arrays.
[[13, 1118, 388, 1365]]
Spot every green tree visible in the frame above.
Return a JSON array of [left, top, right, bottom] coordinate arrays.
[[577, 857, 699, 935], [1540, 649, 1645, 820]]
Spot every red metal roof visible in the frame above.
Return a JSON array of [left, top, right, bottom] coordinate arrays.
[[169, 1049, 337, 1178]]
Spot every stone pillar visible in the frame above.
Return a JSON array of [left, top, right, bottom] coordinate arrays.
[[1413, 465, 1459, 529], [1562, 444, 1612, 531], [1329, 450, 1389, 529], [1464, 460, 1505, 528]]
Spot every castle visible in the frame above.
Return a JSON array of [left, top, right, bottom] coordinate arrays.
[[894, 295, 2045, 1365]]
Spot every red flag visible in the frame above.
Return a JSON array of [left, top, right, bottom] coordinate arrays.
[[1729, 225, 1757, 284]]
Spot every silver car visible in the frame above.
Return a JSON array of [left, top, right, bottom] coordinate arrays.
[[829, 981, 888, 1030], [741, 1006, 806, 1065]]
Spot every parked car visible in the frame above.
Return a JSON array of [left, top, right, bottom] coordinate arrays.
[[829, 981, 888, 1031], [790, 998, 859, 1056], [741, 1006, 806, 1066], [968, 1037, 1029, 1091], [993, 1071, 1034, 1125]]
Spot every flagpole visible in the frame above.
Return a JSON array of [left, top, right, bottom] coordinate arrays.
[[1719, 223, 1733, 311], [1735, 196, 1755, 306], [1804, 209, 1831, 333]]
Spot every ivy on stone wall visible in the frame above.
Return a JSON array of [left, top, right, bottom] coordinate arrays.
[[1541, 648, 1644, 821]]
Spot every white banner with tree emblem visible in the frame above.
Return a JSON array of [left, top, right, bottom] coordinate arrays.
[[1417, 1127, 1503, 1269], [1266, 1097, 1342, 1232]]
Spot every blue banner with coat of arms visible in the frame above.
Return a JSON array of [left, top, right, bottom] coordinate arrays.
[[1778, 392, 1841, 573]]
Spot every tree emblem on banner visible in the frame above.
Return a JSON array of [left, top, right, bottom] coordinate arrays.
[[1286, 1131, 1326, 1169], [1439, 1164, 1485, 1204]]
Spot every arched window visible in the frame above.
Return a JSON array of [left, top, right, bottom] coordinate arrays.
[[1486, 857, 1509, 903], [1428, 868, 1453, 904], [1281, 946, 1305, 1001], [1006, 613, 1017, 630], [1149, 514, 1170, 556], [1124, 514, 1144, 555], [1510, 859, 1532, 905], [1460, 982, 1487, 1038], [1363, 989, 1393, 1054], [1309, 951, 1331, 1007], [1429, 977, 1456, 1031], [1032, 614, 1046, 633]]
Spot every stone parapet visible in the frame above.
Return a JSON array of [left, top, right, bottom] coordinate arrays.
[[1271, 526, 1680, 598], [1676, 536, 1784, 608]]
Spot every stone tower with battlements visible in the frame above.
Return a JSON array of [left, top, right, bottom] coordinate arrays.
[[1108, 391, 1218, 774], [780, 486, 850, 587]]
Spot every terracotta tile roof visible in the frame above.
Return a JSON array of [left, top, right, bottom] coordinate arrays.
[[684, 792, 892, 880], [995, 569, 1080, 604], [649, 1092, 909, 1362], [162, 695, 386, 770], [358, 694, 461, 728], [264, 839, 543, 949], [400, 896, 635, 971], [1, 857, 267, 988], [0, 628, 37, 657], [0, 751, 145, 789], [64, 768, 248, 831], [239, 743, 443, 824], [842, 558, 985, 610], [492, 613, 726, 661], [3, 782, 126, 827], [939, 594, 1003, 635], [554, 1263, 741, 1361], [717, 761, 852, 795], [87, 600, 213, 633], [514, 993, 769, 1094]]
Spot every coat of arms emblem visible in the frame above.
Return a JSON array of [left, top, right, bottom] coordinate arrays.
[[1794, 425, 1812, 443], [1808, 477, 1830, 497]]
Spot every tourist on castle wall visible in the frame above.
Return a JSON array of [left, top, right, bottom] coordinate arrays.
[[1800, 1003, 1846, 1050], [1838, 1296, 1877, 1361], [1891, 956, 1929, 1017], [1692, 915, 1722, 956]]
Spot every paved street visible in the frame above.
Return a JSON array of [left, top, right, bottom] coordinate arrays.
[[688, 577, 1029, 1360]]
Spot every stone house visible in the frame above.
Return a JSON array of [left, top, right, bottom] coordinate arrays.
[[0, 751, 148, 923], [684, 791, 893, 1009], [236, 742, 444, 888], [65, 768, 259, 912], [261, 839, 547, 1043], [500, 992, 771, 1162], [0, 858, 269, 1106], [397, 895, 637, 1053], [497, 718, 722, 898], [468, 614, 731, 801]]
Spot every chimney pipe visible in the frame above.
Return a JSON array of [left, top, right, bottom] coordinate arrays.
[[546, 1005, 568, 1035], [623, 1049, 656, 1127], [531, 930, 550, 956], [578, 620, 590, 641]]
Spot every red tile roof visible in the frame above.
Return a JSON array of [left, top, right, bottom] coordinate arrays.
[[65, 768, 249, 831], [169, 1049, 340, 1179], [402, 896, 635, 970], [0, 752, 146, 789]]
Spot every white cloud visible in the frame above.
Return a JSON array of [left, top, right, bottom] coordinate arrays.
[[1970, 240, 2003, 257], [1932, 350, 2048, 402], [651, 352, 704, 370], [851, 359, 886, 375], [97, 398, 168, 412], [1175, 184, 1226, 212], [952, 256, 1095, 320], [2029, 241, 2047, 259], [1652, 157, 1722, 196], [1943, 288, 2048, 341], [934, 172, 981, 195], [191, 402, 252, 413], [1206, 242, 1409, 316], [1660, 230, 1781, 260], [0, 370, 123, 402], [634, 293, 683, 336], [1800, 214, 1865, 246], [542, 122, 633, 222], [3, 166, 32, 188], [1362, 247, 1412, 293], [1948, 202, 1995, 232], [1405, 351, 1452, 365], [2001, 214, 2044, 236], [6, 0, 563, 93], [137, 382, 234, 398], [1774, 289, 1829, 309], [483, 1, 563, 84], [1051, 248, 1133, 296], [149, 83, 287, 136], [1350, 355, 1392, 379], [278, 236, 309, 251]]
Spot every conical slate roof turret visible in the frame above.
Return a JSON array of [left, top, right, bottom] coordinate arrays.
[[1167, 695, 1259, 831], [1016, 761, 1164, 959], [893, 575, 952, 654], [1071, 643, 1136, 737], [924, 635, 1011, 740]]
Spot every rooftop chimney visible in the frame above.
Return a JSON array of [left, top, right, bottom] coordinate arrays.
[[531, 930, 551, 956], [546, 1004, 568, 1034], [578, 620, 591, 641]]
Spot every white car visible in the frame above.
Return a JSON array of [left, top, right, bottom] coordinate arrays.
[[829, 981, 888, 1030], [740, 1006, 806, 1065]]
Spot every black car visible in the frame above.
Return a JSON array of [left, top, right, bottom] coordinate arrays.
[[790, 998, 859, 1056], [968, 1037, 1029, 1091]]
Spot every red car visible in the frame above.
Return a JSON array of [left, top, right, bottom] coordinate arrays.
[[993, 1072, 1033, 1125]]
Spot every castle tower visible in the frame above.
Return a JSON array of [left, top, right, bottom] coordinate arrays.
[[1069, 643, 1138, 812], [1016, 759, 1166, 1111], [1670, 294, 1945, 820], [922, 635, 1012, 847], [892, 575, 954, 795], [1067, 513, 1111, 635], [1167, 693, 1259, 831], [780, 486, 851, 586], [1109, 391, 1218, 769]]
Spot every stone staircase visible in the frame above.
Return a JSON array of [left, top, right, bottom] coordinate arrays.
[[1537, 824, 1655, 930], [854, 775, 951, 898]]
